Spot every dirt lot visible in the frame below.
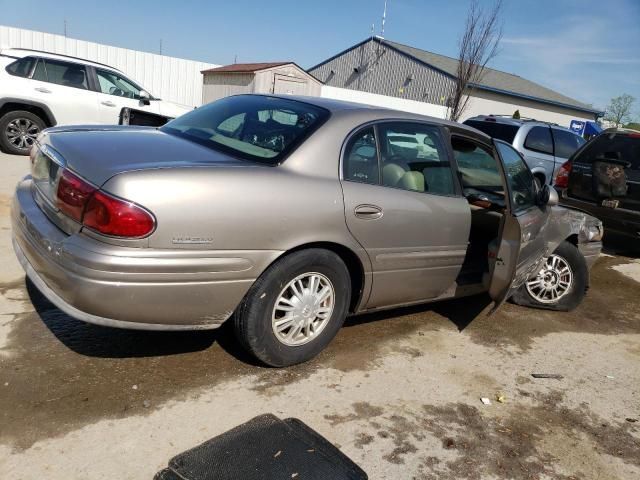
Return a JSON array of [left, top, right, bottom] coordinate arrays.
[[0, 151, 639, 479]]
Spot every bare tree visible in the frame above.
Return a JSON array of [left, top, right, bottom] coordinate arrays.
[[448, 0, 503, 122], [605, 94, 635, 127]]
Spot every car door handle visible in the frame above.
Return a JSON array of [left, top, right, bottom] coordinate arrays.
[[35, 87, 51, 94], [101, 101, 116, 107], [354, 204, 383, 219]]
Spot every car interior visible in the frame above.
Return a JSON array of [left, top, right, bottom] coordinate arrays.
[[451, 137, 506, 285]]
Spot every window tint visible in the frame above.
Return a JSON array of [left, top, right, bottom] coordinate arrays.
[[524, 126, 553, 155], [34, 59, 88, 89], [464, 120, 519, 143], [496, 142, 537, 212], [96, 70, 142, 98], [161, 95, 329, 164], [6, 57, 35, 77], [343, 127, 379, 184], [575, 133, 640, 170], [552, 129, 585, 158], [452, 137, 505, 206], [378, 122, 454, 195]]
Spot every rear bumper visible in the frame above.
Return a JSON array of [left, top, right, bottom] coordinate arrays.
[[11, 178, 281, 330], [559, 191, 640, 239]]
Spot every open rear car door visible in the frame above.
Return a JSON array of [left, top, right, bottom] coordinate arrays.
[[488, 140, 551, 309]]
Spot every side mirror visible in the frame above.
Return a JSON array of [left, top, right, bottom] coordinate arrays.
[[139, 90, 151, 105], [537, 184, 558, 207]]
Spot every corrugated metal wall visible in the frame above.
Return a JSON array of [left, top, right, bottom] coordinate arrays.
[[0, 25, 218, 107], [310, 39, 455, 106]]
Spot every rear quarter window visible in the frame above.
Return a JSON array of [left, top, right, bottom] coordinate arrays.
[[6, 57, 35, 77], [552, 129, 585, 158]]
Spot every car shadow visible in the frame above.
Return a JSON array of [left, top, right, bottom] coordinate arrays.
[[25, 279, 225, 359], [26, 277, 490, 363], [602, 232, 640, 258], [343, 293, 492, 332]]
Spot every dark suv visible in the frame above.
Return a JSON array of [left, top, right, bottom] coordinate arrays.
[[464, 115, 586, 187], [555, 128, 640, 239]]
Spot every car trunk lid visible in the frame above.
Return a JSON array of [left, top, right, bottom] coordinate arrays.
[[31, 126, 254, 235]]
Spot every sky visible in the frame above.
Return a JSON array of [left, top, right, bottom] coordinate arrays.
[[1, 0, 639, 117]]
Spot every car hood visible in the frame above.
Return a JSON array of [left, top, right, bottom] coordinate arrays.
[[39, 125, 253, 186]]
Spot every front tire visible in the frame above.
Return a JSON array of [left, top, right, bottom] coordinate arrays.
[[0, 110, 45, 155], [234, 249, 351, 367], [512, 241, 588, 311]]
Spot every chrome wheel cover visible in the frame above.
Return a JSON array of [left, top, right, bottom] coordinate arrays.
[[6, 118, 40, 150], [526, 254, 573, 304], [271, 272, 335, 346]]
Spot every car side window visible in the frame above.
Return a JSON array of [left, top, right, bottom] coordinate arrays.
[[34, 59, 89, 90], [378, 122, 454, 195], [343, 127, 379, 185], [6, 57, 36, 78], [451, 137, 505, 206], [96, 70, 142, 99], [496, 142, 537, 213], [552, 129, 585, 158], [524, 126, 553, 155]]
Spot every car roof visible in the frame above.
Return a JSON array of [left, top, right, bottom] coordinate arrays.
[[259, 94, 491, 141], [1, 47, 123, 73], [465, 114, 575, 132]]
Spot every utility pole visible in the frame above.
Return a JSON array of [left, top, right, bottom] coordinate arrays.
[[63, 19, 67, 37], [381, 0, 387, 38], [159, 38, 162, 55]]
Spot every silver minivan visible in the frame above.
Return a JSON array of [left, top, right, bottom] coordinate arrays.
[[465, 115, 586, 187]]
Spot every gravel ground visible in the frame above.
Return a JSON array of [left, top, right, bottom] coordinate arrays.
[[0, 151, 639, 479]]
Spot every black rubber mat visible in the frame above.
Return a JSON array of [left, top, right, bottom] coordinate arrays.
[[154, 414, 367, 480]]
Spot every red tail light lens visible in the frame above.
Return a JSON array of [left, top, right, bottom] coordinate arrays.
[[56, 169, 96, 221], [555, 160, 572, 189], [83, 190, 155, 238]]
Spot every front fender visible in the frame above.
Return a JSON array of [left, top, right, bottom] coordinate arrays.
[[545, 205, 602, 259]]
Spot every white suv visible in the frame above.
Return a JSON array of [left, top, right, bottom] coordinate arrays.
[[0, 49, 193, 155]]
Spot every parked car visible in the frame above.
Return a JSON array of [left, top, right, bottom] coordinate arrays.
[[555, 128, 640, 239], [0, 48, 192, 155], [11, 95, 603, 366], [464, 115, 586, 187]]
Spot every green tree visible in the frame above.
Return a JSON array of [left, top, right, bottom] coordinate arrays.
[[605, 94, 635, 127]]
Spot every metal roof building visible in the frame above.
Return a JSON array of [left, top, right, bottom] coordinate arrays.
[[309, 37, 602, 125]]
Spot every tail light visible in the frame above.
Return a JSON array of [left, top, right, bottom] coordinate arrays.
[[555, 160, 572, 189], [56, 170, 96, 221], [55, 168, 155, 238], [83, 190, 155, 238]]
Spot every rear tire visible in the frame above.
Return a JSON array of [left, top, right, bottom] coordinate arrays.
[[234, 249, 351, 367], [0, 110, 45, 155], [512, 241, 588, 311]]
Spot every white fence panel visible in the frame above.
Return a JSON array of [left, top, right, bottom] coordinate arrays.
[[320, 85, 448, 119], [0, 25, 218, 107]]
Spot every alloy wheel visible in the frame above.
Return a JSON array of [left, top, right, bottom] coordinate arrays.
[[271, 272, 335, 346], [5, 118, 40, 151], [525, 254, 573, 304]]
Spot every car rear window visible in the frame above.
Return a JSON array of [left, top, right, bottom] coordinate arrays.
[[575, 132, 640, 169], [464, 120, 519, 143], [161, 95, 329, 164]]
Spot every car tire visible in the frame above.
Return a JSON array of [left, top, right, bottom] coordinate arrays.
[[234, 249, 351, 367], [0, 110, 45, 155], [511, 241, 588, 311]]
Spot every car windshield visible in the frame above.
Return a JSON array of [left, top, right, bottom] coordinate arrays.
[[161, 95, 329, 164], [464, 120, 519, 143]]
